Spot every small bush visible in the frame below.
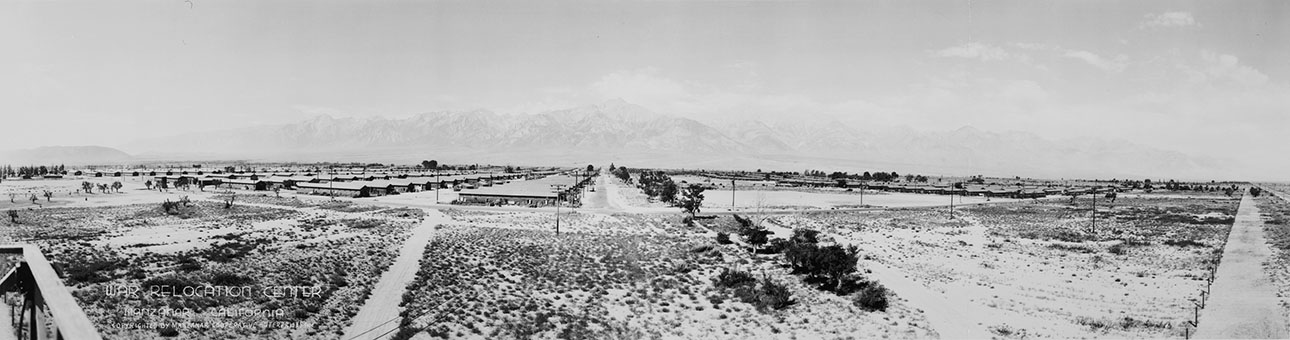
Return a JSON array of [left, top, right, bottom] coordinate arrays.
[[157, 326, 180, 337], [1107, 244, 1127, 255], [210, 272, 255, 286], [716, 232, 732, 244], [853, 282, 890, 312], [755, 277, 794, 311], [790, 229, 820, 244], [714, 268, 756, 288], [1048, 243, 1094, 253], [1163, 239, 1205, 247], [756, 238, 791, 254], [344, 219, 384, 229]]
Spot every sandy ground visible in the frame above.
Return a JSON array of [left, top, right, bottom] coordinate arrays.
[[341, 209, 450, 340], [1195, 192, 1288, 339], [0, 177, 200, 211]]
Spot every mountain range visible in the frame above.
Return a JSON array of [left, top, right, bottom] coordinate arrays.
[[107, 99, 1230, 180], [0, 146, 134, 166]]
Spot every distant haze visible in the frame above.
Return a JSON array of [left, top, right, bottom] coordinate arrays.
[[2, 1, 1286, 180]]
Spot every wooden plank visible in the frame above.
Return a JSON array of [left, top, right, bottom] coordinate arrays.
[[19, 245, 102, 340]]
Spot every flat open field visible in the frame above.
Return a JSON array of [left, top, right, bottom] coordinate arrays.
[[1255, 188, 1290, 332], [393, 210, 936, 339], [767, 196, 1238, 338], [0, 195, 422, 339]]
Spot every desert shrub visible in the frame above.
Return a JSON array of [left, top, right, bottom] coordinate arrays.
[[783, 242, 860, 293], [744, 228, 770, 249], [142, 275, 200, 291], [161, 199, 179, 214], [1050, 229, 1097, 242], [62, 258, 128, 285], [1163, 239, 1205, 247], [210, 272, 255, 286], [1048, 243, 1094, 253], [756, 238, 792, 254], [988, 324, 1027, 338], [731, 276, 794, 311], [755, 277, 794, 311], [175, 256, 202, 272], [157, 326, 180, 337], [716, 232, 732, 244], [853, 282, 890, 312], [713, 268, 756, 288], [344, 219, 384, 229], [790, 229, 820, 244]]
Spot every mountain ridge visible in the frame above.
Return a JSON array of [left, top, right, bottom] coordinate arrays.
[[114, 101, 1230, 180]]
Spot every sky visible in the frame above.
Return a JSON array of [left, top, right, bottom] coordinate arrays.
[[2, 0, 1287, 177]]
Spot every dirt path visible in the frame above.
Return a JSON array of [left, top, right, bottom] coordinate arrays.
[[340, 209, 450, 340], [1194, 192, 1288, 339]]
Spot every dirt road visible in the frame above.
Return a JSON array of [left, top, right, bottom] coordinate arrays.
[[1194, 192, 1287, 339], [340, 209, 450, 340]]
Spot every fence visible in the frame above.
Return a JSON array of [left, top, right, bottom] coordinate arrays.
[[0, 245, 101, 340]]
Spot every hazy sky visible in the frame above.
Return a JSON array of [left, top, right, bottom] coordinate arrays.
[[2, 0, 1287, 171]]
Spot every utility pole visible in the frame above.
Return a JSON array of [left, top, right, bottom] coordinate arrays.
[[859, 181, 865, 207], [1091, 185, 1097, 235], [732, 179, 736, 208], [551, 184, 566, 235], [949, 185, 955, 219]]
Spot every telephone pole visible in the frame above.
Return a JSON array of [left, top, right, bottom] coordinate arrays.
[[949, 185, 955, 219], [859, 181, 865, 207], [551, 184, 566, 235], [1091, 186, 1097, 235]]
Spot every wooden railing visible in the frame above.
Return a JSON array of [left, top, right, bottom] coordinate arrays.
[[0, 245, 101, 340]]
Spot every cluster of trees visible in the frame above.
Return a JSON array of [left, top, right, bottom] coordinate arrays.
[[724, 214, 889, 311], [636, 171, 679, 204], [1, 164, 67, 179], [810, 170, 916, 182], [1122, 179, 1239, 193], [610, 164, 631, 184], [81, 181, 123, 194]]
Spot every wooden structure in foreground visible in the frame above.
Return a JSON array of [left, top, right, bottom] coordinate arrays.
[[0, 245, 101, 340]]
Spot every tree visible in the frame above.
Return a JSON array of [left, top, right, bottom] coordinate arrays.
[[273, 187, 281, 198], [112, 181, 123, 193], [145, 180, 154, 190], [82, 181, 93, 194], [746, 228, 770, 249], [587, 164, 595, 173], [42, 190, 52, 202], [678, 184, 705, 218], [784, 242, 861, 291], [659, 180, 679, 204], [609, 163, 616, 171]]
